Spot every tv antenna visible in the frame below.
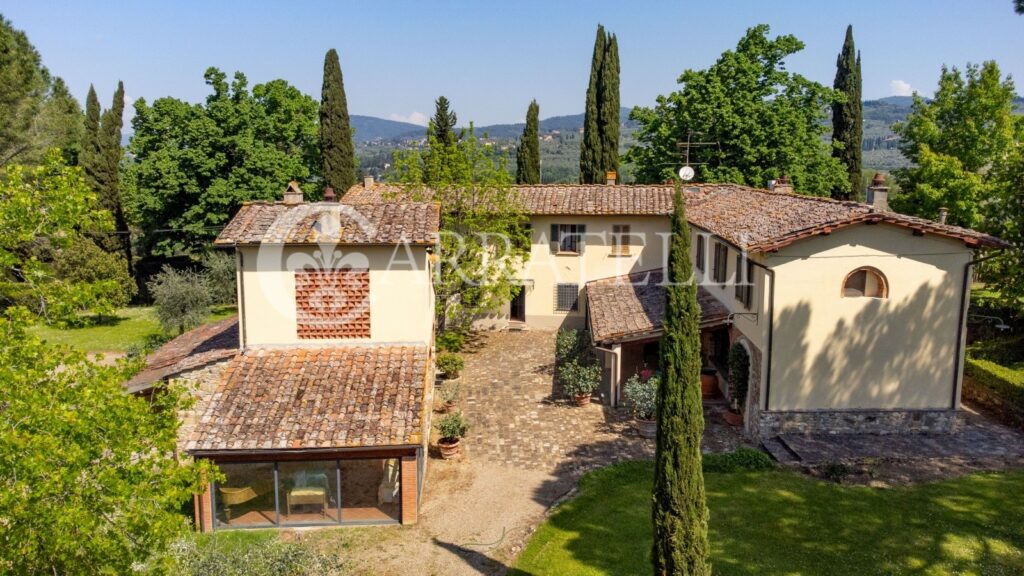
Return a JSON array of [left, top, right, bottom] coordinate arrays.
[[673, 131, 720, 182]]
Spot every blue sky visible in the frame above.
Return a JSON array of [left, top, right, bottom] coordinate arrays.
[[2, 0, 1022, 126]]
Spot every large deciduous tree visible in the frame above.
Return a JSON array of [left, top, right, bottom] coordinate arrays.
[[516, 100, 541, 184], [320, 48, 356, 193], [832, 25, 862, 200], [628, 25, 847, 196], [891, 61, 1020, 228], [580, 25, 620, 184], [125, 68, 320, 256], [653, 187, 710, 575]]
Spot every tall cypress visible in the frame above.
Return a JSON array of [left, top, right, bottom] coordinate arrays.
[[516, 100, 540, 184], [652, 187, 710, 576], [320, 48, 356, 193], [580, 25, 606, 183], [598, 33, 620, 180], [81, 85, 101, 187], [832, 25, 862, 200], [96, 82, 132, 274], [431, 96, 458, 146]]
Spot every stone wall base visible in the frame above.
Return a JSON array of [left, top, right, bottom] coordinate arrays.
[[757, 408, 960, 439]]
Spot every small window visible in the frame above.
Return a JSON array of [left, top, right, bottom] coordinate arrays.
[[695, 234, 705, 271], [555, 283, 579, 312], [712, 243, 728, 283], [734, 257, 755, 309], [550, 224, 585, 254], [611, 225, 631, 256], [842, 267, 888, 298]]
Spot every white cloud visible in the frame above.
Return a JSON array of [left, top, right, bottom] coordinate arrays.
[[889, 80, 913, 97], [388, 111, 429, 126]]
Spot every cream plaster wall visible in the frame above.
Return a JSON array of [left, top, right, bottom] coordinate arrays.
[[236, 245, 434, 347]]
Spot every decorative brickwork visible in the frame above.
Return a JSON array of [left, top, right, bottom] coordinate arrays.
[[400, 456, 418, 524], [295, 268, 371, 339]]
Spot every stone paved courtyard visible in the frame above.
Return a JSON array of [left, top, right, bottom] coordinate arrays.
[[453, 329, 744, 475]]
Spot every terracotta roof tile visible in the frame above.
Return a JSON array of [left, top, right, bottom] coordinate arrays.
[[586, 270, 729, 343], [214, 202, 440, 246], [186, 345, 429, 453], [125, 317, 240, 393]]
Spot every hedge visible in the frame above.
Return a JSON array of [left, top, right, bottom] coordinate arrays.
[[964, 357, 1024, 425]]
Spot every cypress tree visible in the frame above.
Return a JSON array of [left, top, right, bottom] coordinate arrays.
[[580, 25, 606, 183], [652, 187, 710, 576], [598, 33, 620, 180], [320, 48, 356, 193], [431, 96, 458, 146], [516, 100, 541, 184], [96, 82, 132, 274], [81, 85, 101, 187], [831, 25, 863, 200]]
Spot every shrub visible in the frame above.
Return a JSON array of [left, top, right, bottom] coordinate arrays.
[[822, 462, 852, 483], [624, 372, 658, 420], [728, 342, 750, 410], [437, 412, 469, 442], [201, 251, 237, 305], [163, 533, 344, 575], [560, 359, 601, 398], [436, 330, 465, 352], [556, 328, 590, 362], [436, 352, 465, 379], [439, 381, 460, 405], [148, 265, 212, 335], [702, 447, 774, 473], [965, 356, 1024, 420]]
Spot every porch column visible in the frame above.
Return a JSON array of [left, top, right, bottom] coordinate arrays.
[[610, 344, 622, 407], [400, 456, 418, 525], [195, 484, 213, 532]]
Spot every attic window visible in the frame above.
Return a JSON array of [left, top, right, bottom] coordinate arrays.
[[842, 267, 888, 299]]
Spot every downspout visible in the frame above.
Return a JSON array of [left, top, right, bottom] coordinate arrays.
[[594, 343, 621, 407], [951, 250, 1004, 409], [747, 260, 776, 411]]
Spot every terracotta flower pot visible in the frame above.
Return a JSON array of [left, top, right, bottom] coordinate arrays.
[[724, 409, 744, 427], [636, 418, 657, 439], [444, 401, 456, 414], [439, 438, 461, 459], [575, 393, 592, 406], [701, 372, 719, 398]]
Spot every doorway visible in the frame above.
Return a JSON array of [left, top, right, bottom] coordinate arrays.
[[510, 286, 526, 322]]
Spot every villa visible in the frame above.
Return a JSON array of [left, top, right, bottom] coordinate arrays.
[[130, 175, 1006, 532]]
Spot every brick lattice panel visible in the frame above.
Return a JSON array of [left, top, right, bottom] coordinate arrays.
[[295, 269, 371, 339]]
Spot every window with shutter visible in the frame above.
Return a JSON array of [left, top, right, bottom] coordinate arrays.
[[552, 224, 584, 254], [611, 225, 631, 256], [696, 234, 705, 271]]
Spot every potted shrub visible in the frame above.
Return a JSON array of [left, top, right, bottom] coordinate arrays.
[[725, 343, 750, 426], [439, 381, 460, 413], [624, 372, 659, 439], [436, 412, 469, 459], [436, 351, 465, 380], [559, 360, 601, 406], [701, 366, 719, 398]]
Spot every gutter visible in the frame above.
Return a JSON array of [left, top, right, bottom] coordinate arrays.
[[951, 250, 1005, 409], [747, 259, 776, 412]]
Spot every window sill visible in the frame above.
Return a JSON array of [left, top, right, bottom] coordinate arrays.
[[555, 251, 580, 256], [608, 253, 632, 258]]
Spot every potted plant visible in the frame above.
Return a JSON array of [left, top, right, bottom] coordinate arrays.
[[439, 381, 460, 413], [624, 372, 659, 439], [701, 365, 719, 398], [724, 343, 750, 426], [436, 412, 469, 459], [436, 351, 465, 380], [559, 359, 601, 406]]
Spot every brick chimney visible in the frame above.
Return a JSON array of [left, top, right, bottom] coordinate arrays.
[[938, 207, 949, 224], [606, 170, 617, 185], [283, 181, 304, 205], [772, 174, 793, 194], [323, 186, 336, 202], [867, 172, 889, 212], [364, 175, 375, 189]]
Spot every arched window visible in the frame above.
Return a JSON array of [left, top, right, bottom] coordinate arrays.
[[842, 267, 888, 298]]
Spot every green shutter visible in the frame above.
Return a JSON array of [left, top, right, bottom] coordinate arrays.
[[550, 224, 559, 253]]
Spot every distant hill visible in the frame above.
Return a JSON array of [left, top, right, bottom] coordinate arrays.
[[470, 107, 638, 139], [351, 115, 424, 142]]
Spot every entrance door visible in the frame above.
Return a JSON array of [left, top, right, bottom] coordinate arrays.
[[510, 287, 526, 322]]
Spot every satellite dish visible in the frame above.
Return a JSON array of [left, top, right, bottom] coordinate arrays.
[[678, 165, 695, 181]]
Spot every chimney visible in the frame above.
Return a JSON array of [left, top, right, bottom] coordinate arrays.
[[606, 170, 617, 185], [867, 172, 889, 212], [323, 186, 336, 202], [282, 181, 304, 205], [773, 174, 793, 194], [938, 207, 949, 225], [363, 175, 375, 189]]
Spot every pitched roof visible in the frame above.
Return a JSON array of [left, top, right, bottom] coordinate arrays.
[[586, 269, 730, 343], [125, 316, 240, 394], [342, 182, 1006, 251], [214, 201, 440, 246], [187, 345, 429, 453]]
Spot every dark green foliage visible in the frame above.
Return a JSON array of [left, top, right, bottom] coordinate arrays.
[[437, 411, 469, 441], [555, 327, 591, 363], [832, 25, 863, 200], [436, 330, 466, 352], [431, 95, 458, 146], [727, 342, 750, 410], [629, 25, 847, 196], [97, 82, 133, 274], [320, 48, 356, 192], [516, 100, 541, 184], [580, 25, 620, 184], [559, 360, 601, 398], [436, 351, 465, 379], [201, 250, 237, 305], [701, 447, 774, 473], [1016, 0, 1024, 14], [148, 265, 212, 335], [161, 533, 344, 576], [652, 187, 710, 575], [52, 235, 137, 311], [81, 86, 101, 186]]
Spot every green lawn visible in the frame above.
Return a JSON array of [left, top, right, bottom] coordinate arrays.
[[29, 305, 236, 353], [512, 461, 1024, 576]]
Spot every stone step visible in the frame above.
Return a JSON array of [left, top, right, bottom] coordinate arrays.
[[762, 436, 802, 465]]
